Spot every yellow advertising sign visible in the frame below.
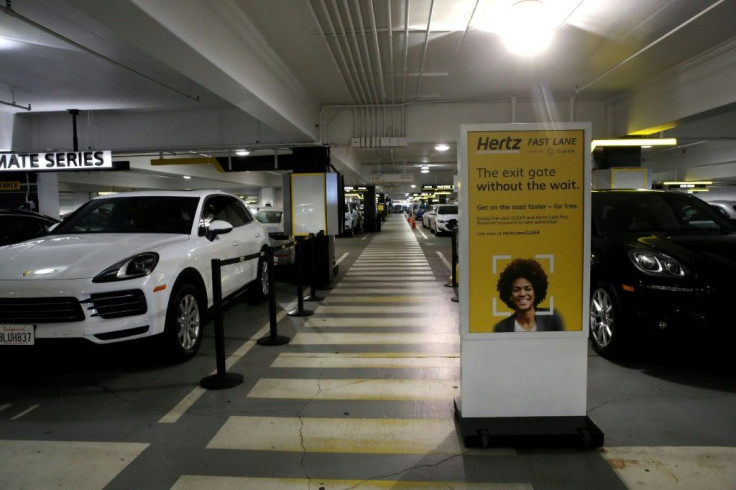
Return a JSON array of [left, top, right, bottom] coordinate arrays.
[[0, 181, 21, 191], [467, 129, 585, 333]]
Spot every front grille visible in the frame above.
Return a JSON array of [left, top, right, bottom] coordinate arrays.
[[82, 290, 147, 319], [0, 297, 85, 323]]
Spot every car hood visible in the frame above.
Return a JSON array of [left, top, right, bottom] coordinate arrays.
[[0, 234, 188, 280], [603, 231, 736, 273]]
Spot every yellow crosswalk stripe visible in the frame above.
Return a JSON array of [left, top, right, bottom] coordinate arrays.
[[172, 475, 530, 489], [247, 378, 458, 401], [270, 352, 459, 369], [206, 416, 513, 456]]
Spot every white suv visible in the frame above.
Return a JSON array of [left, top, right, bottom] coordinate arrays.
[[430, 204, 459, 235], [344, 201, 362, 236], [0, 190, 270, 362]]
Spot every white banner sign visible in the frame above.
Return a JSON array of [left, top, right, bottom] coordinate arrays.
[[0, 151, 113, 171]]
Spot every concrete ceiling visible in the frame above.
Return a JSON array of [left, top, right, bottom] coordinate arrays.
[[1, 0, 735, 198]]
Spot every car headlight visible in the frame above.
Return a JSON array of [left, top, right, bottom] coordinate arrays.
[[628, 250, 687, 277], [93, 252, 160, 283]]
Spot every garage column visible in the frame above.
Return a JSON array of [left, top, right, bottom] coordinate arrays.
[[37, 172, 60, 219]]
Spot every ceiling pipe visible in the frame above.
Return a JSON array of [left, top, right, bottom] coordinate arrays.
[[402, 0, 410, 103], [575, 0, 727, 95], [350, 0, 379, 105], [317, 0, 364, 102], [387, 0, 396, 134], [414, 0, 436, 100], [367, 2, 387, 100], [307, 1, 358, 103], [329, 0, 369, 104]]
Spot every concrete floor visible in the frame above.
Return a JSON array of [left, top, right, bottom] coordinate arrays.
[[1, 215, 735, 489]]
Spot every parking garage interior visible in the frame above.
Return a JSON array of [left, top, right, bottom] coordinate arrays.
[[2, 1, 736, 489]]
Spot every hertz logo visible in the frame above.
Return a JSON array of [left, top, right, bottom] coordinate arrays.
[[476, 136, 522, 153]]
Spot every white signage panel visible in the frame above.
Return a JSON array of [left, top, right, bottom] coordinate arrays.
[[0, 151, 113, 171]]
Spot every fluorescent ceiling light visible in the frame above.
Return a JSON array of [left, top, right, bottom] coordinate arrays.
[[182, 175, 191, 179], [235, 149, 250, 156], [591, 138, 678, 150], [501, 0, 554, 56], [421, 169, 430, 174], [435, 144, 450, 152]]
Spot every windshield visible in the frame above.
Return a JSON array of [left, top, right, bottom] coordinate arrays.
[[254, 210, 283, 224], [438, 205, 458, 215], [53, 196, 199, 234], [593, 192, 734, 234]]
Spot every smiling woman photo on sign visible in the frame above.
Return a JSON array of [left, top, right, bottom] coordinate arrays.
[[493, 258, 564, 332]]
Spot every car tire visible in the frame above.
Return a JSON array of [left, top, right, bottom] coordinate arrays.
[[589, 283, 626, 356], [249, 250, 270, 303], [164, 282, 203, 362]]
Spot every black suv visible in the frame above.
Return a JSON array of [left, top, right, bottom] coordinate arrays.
[[0, 209, 59, 246]]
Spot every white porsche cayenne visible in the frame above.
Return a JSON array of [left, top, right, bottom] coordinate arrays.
[[0, 190, 270, 361]]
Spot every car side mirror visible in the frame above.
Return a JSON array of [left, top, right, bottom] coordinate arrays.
[[206, 220, 233, 241]]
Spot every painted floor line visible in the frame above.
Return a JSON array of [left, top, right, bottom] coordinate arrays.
[[436, 250, 452, 270], [326, 288, 450, 295], [159, 301, 296, 424], [0, 440, 150, 490], [206, 416, 513, 457], [10, 404, 39, 420], [291, 332, 460, 344], [172, 475, 529, 489], [270, 352, 459, 369], [247, 379, 459, 401], [303, 317, 457, 328], [600, 446, 736, 490], [321, 295, 447, 303], [314, 305, 442, 314]]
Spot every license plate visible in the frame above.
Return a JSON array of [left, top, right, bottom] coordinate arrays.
[[0, 325, 35, 345]]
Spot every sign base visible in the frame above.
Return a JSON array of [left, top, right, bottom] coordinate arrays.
[[454, 399, 604, 449]]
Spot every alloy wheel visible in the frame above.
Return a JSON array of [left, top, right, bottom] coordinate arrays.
[[590, 287, 614, 349], [176, 293, 201, 351]]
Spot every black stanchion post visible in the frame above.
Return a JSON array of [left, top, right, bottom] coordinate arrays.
[[200, 258, 243, 390], [258, 247, 291, 346], [444, 222, 459, 302], [288, 238, 313, 317], [305, 231, 324, 302]]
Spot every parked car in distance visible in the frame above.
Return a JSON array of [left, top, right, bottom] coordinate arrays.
[[589, 189, 736, 357], [0, 190, 271, 362], [422, 205, 436, 228], [707, 200, 736, 224], [253, 208, 295, 266], [0, 209, 59, 246], [343, 201, 362, 236], [430, 204, 459, 235], [412, 206, 428, 223]]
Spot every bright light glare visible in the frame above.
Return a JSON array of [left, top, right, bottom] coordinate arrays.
[[0, 37, 20, 50], [235, 149, 250, 156], [435, 144, 450, 152], [501, 1, 554, 56]]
